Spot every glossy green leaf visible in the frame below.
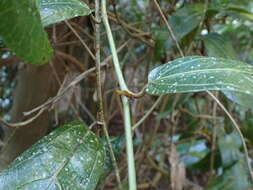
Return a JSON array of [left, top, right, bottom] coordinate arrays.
[[39, 0, 92, 27], [0, 0, 53, 65], [0, 121, 105, 190], [146, 56, 253, 106], [202, 33, 253, 109]]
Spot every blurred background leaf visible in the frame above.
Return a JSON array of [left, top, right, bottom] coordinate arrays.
[[206, 131, 252, 190]]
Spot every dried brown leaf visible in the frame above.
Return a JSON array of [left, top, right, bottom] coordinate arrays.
[[169, 144, 186, 190]]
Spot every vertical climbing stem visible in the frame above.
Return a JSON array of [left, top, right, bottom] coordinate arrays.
[[95, 0, 123, 189], [101, 1, 137, 190]]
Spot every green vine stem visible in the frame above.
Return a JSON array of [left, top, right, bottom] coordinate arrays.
[[101, 1, 137, 190], [95, 0, 123, 189]]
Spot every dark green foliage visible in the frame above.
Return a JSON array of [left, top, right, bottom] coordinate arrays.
[[0, 0, 53, 65], [0, 0, 92, 65], [207, 131, 251, 190]]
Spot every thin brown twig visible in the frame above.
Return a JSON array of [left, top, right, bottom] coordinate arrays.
[[69, 22, 95, 40], [0, 40, 130, 129], [179, 107, 222, 120], [132, 95, 163, 130], [111, 4, 154, 48], [0, 67, 97, 128], [207, 91, 253, 182], [55, 50, 85, 72], [153, 0, 184, 57], [0, 108, 45, 128], [107, 13, 153, 39], [64, 20, 96, 60], [49, 61, 84, 122], [23, 40, 130, 116], [210, 91, 218, 180]]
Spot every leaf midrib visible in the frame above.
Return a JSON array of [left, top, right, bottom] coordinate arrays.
[[149, 57, 249, 79], [150, 68, 252, 82]]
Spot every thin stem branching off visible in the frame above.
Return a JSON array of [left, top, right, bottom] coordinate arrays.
[[132, 96, 163, 130], [101, 1, 137, 190], [64, 20, 96, 60]]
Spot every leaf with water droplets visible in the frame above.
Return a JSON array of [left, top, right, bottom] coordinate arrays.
[[203, 33, 253, 109], [0, 121, 105, 190], [39, 0, 92, 27], [146, 56, 253, 105], [0, 0, 53, 65]]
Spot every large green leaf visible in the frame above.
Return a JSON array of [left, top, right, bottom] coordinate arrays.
[[0, 121, 105, 190], [146, 56, 253, 104], [0, 0, 53, 65], [39, 0, 92, 27]]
